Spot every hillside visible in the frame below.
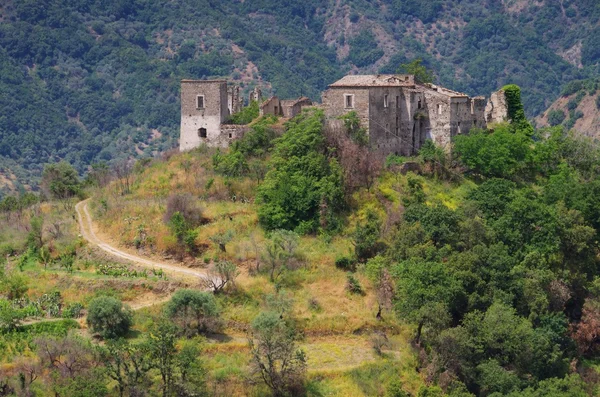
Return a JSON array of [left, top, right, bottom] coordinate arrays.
[[1, 0, 600, 191], [536, 78, 600, 139], [2, 104, 600, 395]]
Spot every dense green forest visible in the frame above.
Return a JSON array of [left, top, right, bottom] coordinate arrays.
[[1, 0, 599, 192]]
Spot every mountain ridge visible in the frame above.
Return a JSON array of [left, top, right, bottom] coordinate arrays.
[[1, 0, 599, 193]]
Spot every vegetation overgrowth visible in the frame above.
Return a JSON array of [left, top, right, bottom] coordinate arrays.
[[1, 89, 600, 395]]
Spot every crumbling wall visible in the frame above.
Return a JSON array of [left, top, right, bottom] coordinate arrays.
[[221, 125, 249, 143], [260, 96, 281, 116], [485, 89, 508, 124], [249, 87, 262, 104]]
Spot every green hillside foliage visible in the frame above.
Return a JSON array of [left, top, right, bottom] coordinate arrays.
[[1, 0, 600, 192], [257, 109, 345, 233]]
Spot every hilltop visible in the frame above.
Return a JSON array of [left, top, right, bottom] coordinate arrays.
[[1, 0, 600, 191]]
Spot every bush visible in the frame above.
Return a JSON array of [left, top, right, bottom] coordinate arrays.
[[346, 274, 364, 294], [453, 125, 532, 179], [228, 100, 259, 125], [63, 303, 84, 319], [163, 193, 205, 227], [335, 256, 356, 271], [547, 109, 565, 126], [86, 296, 132, 339], [164, 289, 221, 336], [353, 209, 382, 262]]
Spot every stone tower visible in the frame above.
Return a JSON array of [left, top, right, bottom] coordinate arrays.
[[249, 87, 262, 103], [180, 80, 229, 151], [227, 85, 242, 115]]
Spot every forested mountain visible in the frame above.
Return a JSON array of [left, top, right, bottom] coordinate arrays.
[[1, 0, 599, 192], [536, 78, 600, 139]]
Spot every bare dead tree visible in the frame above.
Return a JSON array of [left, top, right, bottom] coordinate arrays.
[[201, 261, 240, 293], [46, 221, 64, 239], [324, 122, 384, 195], [112, 159, 134, 196]]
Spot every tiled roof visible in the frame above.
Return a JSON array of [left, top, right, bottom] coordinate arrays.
[[328, 74, 415, 87]]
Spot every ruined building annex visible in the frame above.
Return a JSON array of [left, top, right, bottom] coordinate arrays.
[[180, 75, 508, 155]]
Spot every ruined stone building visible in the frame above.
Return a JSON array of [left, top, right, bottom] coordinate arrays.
[[322, 74, 506, 156], [180, 79, 311, 151], [180, 76, 507, 153], [260, 96, 313, 118], [180, 80, 249, 150]]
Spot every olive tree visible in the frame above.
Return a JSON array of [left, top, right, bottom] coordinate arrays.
[[164, 289, 221, 336], [86, 296, 133, 339]]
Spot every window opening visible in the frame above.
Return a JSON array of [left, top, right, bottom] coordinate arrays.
[[345, 94, 354, 108], [197, 96, 204, 109], [198, 128, 207, 138], [384, 95, 389, 108]]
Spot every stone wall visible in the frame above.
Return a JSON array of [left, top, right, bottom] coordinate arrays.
[[220, 124, 249, 143], [485, 89, 508, 124], [368, 87, 414, 156], [260, 96, 281, 116], [180, 80, 229, 151]]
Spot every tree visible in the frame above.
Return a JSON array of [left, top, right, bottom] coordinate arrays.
[[453, 126, 532, 179], [353, 209, 382, 262], [164, 289, 221, 336], [398, 58, 434, 84], [0, 299, 25, 331], [262, 229, 300, 282], [209, 230, 233, 253], [86, 296, 133, 339], [419, 140, 447, 179], [394, 259, 459, 344], [257, 109, 345, 233], [148, 319, 178, 397], [99, 339, 153, 397], [248, 311, 307, 396], [202, 261, 240, 294], [571, 298, 600, 356], [547, 110, 565, 126], [40, 162, 81, 209]]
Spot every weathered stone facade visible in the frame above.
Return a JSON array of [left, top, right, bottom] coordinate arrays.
[[180, 80, 229, 151], [180, 76, 507, 153], [259, 96, 313, 118], [322, 75, 505, 155]]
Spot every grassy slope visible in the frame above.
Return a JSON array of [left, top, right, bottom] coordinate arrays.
[[88, 145, 475, 395]]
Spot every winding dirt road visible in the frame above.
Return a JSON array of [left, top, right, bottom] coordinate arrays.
[[75, 199, 208, 280]]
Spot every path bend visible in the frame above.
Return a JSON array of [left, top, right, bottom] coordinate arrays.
[[75, 199, 208, 280]]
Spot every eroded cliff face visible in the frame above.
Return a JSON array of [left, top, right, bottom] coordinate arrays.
[[485, 89, 509, 124]]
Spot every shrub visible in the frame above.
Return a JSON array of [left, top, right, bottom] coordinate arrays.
[[86, 296, 133, 339], [0, 299, 25, 331], [163, 193, 205, 227], [63, 303, 84, 319], [202, 261, 240, 293], [547, 109, 566, 126], [353, 209, 382, 262], [335, 256, 356, 271], [228, 100, 259, 125], [164, 289, 221, 336], [346, 274, 364, 294]]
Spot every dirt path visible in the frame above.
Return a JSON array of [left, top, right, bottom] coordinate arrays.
[[75, 199, 208, 281]]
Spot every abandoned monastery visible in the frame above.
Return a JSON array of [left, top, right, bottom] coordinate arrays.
[[180, 75, 508, 156]]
